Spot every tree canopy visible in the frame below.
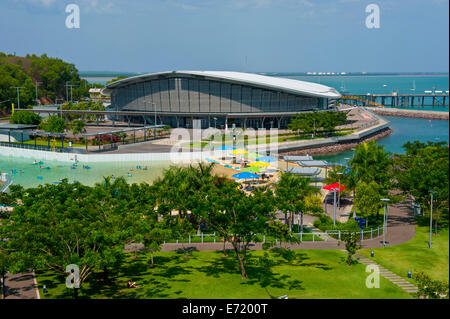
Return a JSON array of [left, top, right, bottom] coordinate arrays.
[[288, 111, 347, 136], [9, 110, 42, 125], [39, 115, 68, 133], [0, 53, 90, 111]]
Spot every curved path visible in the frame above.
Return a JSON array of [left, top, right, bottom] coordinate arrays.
[[159, 198, 415, 252], [5, 199, 415, 299]]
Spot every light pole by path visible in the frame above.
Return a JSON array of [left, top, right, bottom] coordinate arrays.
[[381, 198, 390, 247], [337, 172, 343, 209], [332, 188, 337, 225], [429, 190, 437, 249], [10, 86, 24, 109], [65, 82, 78, 103], [34, 81, 41, 105], [213, 117, 217, 129]]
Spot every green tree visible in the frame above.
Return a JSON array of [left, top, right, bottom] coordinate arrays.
[[39, 115, 67, 133], [1, 181, 127, 298], [275, 173, 320, 232], [288, 111, 347, 137], [354, 181, 382, 226], [143, 226, 170, 266], [394, 141, 449, 234], [340, 232, 360, 266], [350, 141, 392, 192], [414, 271, 449, 299], [9, 110, 42, 125], [0, 249, 13, 299], [69, 119, 86, 140], [201, 179, 277, 279]]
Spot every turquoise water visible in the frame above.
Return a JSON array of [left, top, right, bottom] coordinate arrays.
[[280, 74, 449, 95], [0, 156, 172, 188], [316, 116, 449, 165], [284, 74, 449, 112]]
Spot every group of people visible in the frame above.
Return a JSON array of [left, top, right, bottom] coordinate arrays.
[[128, 165, 148, 177]]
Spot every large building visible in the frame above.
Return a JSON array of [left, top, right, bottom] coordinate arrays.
[[101, 71, 341, 129]]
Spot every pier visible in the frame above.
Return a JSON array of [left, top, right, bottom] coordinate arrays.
[[340, 93, 449, 108]]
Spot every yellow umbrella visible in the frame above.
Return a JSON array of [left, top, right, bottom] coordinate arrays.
[[249, 161, 270, 167], [230, 149, 248, 155]]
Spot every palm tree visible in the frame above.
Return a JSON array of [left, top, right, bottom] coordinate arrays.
[[69, 120, 86, 142], [275, 173, 319, 232], [350, 141, 392, 187]]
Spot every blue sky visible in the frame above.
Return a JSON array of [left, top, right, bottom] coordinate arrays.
[[0, 0, 448, 73]]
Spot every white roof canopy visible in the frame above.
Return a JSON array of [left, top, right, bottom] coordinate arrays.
[[102, 71, 341, 99]]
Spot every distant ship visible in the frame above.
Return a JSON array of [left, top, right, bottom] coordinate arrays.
[[410, 80, 416, 91]]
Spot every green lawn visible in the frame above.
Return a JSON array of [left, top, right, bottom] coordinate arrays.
[[10, 139, 85, 148], [360, 222, 449, 283], [36, 249, 411, 299]]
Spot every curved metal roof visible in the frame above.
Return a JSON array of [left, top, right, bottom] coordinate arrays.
[[101, 71, 341, 99]]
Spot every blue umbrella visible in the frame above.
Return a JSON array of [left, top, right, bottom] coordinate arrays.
[[217, 145, 235, 150], [232, 172, 259, 179], [256, 156, 278, 163]]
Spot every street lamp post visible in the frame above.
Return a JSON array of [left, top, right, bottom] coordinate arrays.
[[381, 198, 390, 247], [213, 117, 217, 129], [35, 81, 41, 105], [429, 190, 437, 249], [10, 86, 24, 109], [337, 172, 343, 209], [332, 188, 337, 225]]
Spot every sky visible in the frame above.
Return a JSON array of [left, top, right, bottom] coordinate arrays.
[[0, 0, 449, 73]]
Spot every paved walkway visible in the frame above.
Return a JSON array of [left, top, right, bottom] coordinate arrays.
[[3, 271, 40, 299], [354, 253, 418, 295], [323, 192, 354, 223], [157, 198, 415, 252], [9, 199, 416, 299]]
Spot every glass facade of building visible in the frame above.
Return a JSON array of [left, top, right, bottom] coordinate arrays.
[[108, 74, 331, 129]]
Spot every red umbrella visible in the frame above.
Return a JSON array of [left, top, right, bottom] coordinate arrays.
[[323, 182, 346, 192]]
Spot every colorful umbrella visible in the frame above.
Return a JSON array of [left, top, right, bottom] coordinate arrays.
[[230, 149, 248, 155], [323, 183, 346, 192], [218, 145, 235, 151], [244, 152, 261, 159], [232, 172, 259, 179], [256, 156, 278, 163], [241, 167, 262, 173], [249, 161, 270, 167]]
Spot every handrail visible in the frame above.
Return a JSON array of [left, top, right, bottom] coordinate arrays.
[[164, 226, 385, 244]]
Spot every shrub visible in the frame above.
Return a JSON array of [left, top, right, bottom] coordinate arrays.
[[9, 110, 42, 125]]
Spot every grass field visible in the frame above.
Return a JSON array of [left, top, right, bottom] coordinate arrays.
[[9, 139, 85, 148], [36, 249, 411, 299], [360, 221, 449, 283]]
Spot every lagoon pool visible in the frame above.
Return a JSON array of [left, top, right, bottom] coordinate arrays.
[[0, 155, 173, 188]]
